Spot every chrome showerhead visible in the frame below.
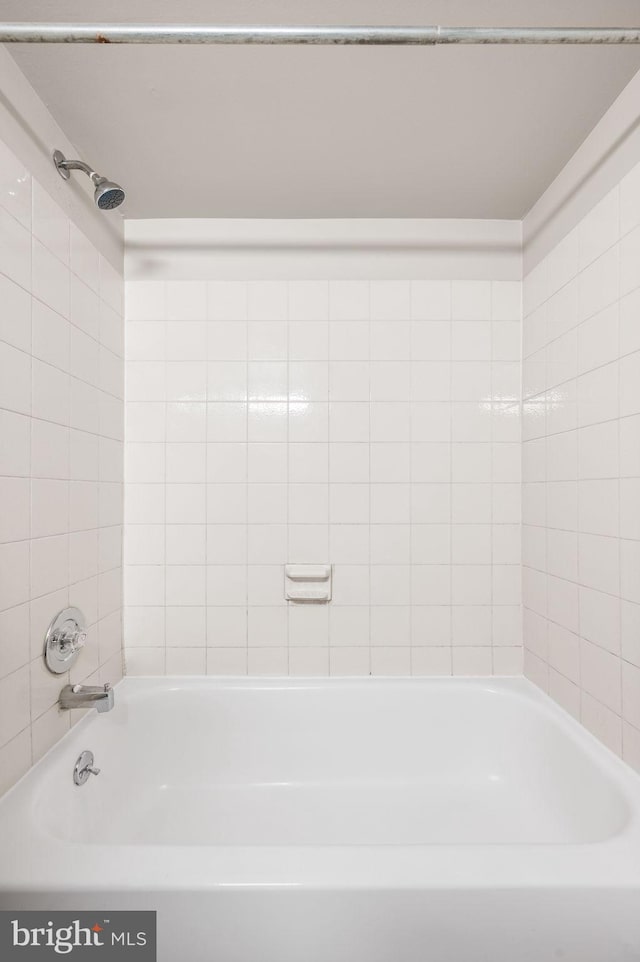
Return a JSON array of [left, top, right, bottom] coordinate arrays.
[[53, 149, 125, 211], [92, 176, 126, 210]]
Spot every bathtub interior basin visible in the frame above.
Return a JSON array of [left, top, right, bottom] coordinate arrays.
[[24, 677, 632, 848]]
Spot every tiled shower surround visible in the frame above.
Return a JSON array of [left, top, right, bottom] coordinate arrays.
[[523, 163, 640, 771], [0, 137, 124, 794], [124, 277, 522, 676]]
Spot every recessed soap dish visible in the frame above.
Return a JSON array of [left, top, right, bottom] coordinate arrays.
[[285, 565, 332, 603]]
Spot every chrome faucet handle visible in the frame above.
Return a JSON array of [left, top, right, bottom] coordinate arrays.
[[59, 625, 87, 653], [44, 607, 87, 674]]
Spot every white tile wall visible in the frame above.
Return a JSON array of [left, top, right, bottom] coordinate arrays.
[[0, 136, 124, 796], [523, 168, 640, 774], [124, 276, 522, 677]]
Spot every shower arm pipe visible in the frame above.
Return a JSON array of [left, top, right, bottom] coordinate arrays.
[[1, 24, 640, 45], [55, 158, 97, 178]]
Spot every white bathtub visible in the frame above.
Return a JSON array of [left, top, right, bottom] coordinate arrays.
[[1, 677, 639, 961]]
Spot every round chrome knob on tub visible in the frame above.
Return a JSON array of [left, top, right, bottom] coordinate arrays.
[[73, 750, 100, 786]]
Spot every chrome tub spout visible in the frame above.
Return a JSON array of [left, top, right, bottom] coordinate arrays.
[[59, 683, 114, 713]]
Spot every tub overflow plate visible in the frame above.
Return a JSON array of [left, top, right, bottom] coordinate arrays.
[[73, 750, 100, 786]]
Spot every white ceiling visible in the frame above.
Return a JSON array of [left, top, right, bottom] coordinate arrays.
[[4, 0, 640, 220]]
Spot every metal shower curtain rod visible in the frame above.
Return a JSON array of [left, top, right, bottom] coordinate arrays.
[[1, 24, 640, 45]]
